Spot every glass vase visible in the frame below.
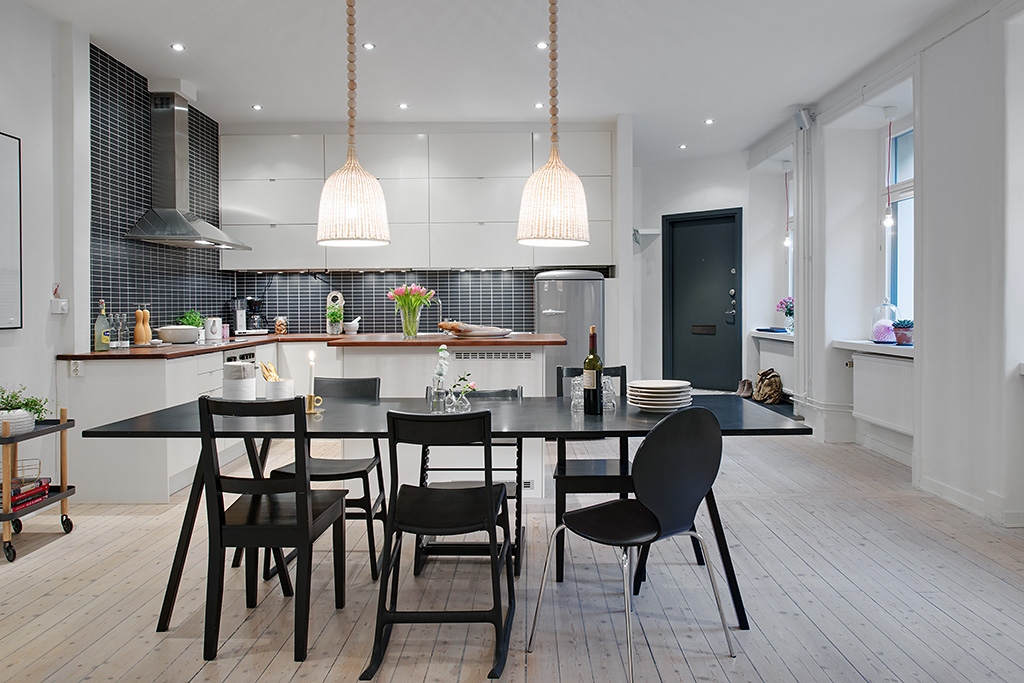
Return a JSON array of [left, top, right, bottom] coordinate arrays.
[[785, 315, 794, 333], [399, 304, 422, 338], [446, 392, 472, 413], [429, 377, 447, 413]]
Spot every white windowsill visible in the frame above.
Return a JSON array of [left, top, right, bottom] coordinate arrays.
[[833, 340, 915, 359], [751, 330, 794, 343]]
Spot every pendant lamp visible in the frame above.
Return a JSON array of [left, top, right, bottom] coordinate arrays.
[[517, 0, 589, 247], [317, 0, 389, 247]]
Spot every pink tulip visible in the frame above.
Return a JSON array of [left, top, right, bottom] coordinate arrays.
[[395, 285, 407, 297], [427, 290, 435, 300], [386, 291, 395, 300]]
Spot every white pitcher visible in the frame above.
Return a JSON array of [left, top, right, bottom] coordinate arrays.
[[204, 317, 222, 340]]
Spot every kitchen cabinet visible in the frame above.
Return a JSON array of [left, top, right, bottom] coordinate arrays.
[[428, 132, 533, 178], [220, 224, 326, 271], [220, 134, 324, 180], [532, 131, 612, 176], [429, 178, 526, 223], [220, 178, 323, 225], [378, 178, 429, 223], [325, 133, 428, 179], [326, 223, 430, 270], [429, 223, 533, 268], [580, 176, 612, 221], [532, 221, 612, 267]]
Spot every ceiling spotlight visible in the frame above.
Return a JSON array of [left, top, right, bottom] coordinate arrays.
[[251, 104, 262, 111], [535, 103, 544, 109], [679, 144, 687, 150], [398, 103, 409, 109], [536, 41, 548, 49], [704, 118, 715, 125], [362, 42, 375, 50], [170, 43, 185, 52]]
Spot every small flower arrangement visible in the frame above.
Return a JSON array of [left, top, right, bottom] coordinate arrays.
[[387, 283, 434, 337], [776, 296, 794, 318], [450, 373, 476, 400], [892, 319, 914, 329]]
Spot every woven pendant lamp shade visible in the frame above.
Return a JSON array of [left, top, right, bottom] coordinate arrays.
[[517, 144, 589, 246], [517, 0, 588, 247], [316, 0, 390, 247]]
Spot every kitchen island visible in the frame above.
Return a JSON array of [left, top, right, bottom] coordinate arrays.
[[56, 333, 564, 503]]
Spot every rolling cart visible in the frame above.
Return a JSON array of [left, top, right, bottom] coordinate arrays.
[[1, 408, 75, 562]]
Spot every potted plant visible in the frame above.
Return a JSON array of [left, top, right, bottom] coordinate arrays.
[[893, 319, 914, 345], [0, 384, 50, 436], [326, 303, 344, 335]]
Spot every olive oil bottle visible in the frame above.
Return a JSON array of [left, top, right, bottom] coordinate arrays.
[[94, 299, 111, 351]]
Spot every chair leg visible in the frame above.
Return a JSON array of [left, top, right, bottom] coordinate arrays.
[[361, 529, 401, 680], [293, 545, 312, 662], [690, 524, 706, 565], [620, 546, 634, 683], [487, 497, 515, 679], [360, 473, 381, 582], [204, 546, 226, 660], [684, 531, 736, 658], [334, 516, 347, 609], [632, 543, 650, 596], [527, 524, 566, 652], [244, 547, 258, 608], [555, 480, 566, 582]]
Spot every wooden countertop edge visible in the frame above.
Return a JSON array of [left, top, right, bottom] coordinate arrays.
[[56, 332, 565, 360]]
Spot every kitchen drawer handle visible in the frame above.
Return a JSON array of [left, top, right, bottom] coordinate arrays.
[[542, 309, 566, 316]]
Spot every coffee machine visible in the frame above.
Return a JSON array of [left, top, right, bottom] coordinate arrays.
[[232, 296, 247, 334], [246, 296, 267, 332]]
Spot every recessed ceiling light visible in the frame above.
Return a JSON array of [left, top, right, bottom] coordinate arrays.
[[535, 103, 544, 109], [362, 42, 375, 50], [170, 43, 185, 52], [704, 118, 715, 125], [536, 42, 548, 49], [251, 104, 262, 111], [679, 144, 687, 150], [398, 103, 409, 110]]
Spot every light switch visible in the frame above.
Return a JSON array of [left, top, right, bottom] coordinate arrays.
[[50, 298, 69, 314]]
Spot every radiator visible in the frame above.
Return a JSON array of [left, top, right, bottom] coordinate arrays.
[[851, 353, 914, 435]]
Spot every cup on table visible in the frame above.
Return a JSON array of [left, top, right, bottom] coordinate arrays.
[[602, 376, 617, 411], [570, 377, 584, 412], [305, 394, 323, 413], [265, 378, 295, 400]]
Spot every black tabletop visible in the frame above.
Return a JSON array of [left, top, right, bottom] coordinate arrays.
[[82, 394, 811, 440]]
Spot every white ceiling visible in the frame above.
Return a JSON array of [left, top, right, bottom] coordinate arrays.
[[24, 0, 961, 166]]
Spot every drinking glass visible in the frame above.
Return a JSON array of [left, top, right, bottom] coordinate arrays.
[[570, 377, 584, 412], [602, 376, 617, 411]]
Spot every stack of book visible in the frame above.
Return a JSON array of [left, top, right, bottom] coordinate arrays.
[[3, 476, 51, 512]]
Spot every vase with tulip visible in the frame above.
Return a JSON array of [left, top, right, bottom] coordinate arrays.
[[387, 283, 435, 338]]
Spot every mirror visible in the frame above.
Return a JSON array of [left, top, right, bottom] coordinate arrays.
[[0, 132, 22, 329]]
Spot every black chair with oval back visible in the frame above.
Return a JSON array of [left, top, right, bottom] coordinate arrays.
[[270, 377, 386, 580], [360, 410, 515, 680], [198, 395, 347, 662], [415, 386, 525, 575], [527, 406, 735, 682]]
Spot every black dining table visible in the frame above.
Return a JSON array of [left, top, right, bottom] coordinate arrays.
[[84, 393, 811, 633]]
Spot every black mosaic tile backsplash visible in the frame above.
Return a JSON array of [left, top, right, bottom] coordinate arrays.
[[89, 45, 539, 340]]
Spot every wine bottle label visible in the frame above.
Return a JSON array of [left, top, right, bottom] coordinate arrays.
[[583, 369, 597, 390], [101, 329, 111, 343]]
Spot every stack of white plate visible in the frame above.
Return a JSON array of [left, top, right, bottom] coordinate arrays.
[[626, 379, 692, 413]]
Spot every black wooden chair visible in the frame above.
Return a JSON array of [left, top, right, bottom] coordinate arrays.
[[271, 377, 386, 580], [553, 364, 630, 580], [414, 386, 525, 575], [198, 395, 347, 662], [360, 410, 515, 680], [528, 406, 735, 682]]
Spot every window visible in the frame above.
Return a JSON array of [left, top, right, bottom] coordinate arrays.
[[883, 126, 914, 320]]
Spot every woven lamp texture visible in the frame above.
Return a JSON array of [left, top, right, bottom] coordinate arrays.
[[517, 144, 589, 246]]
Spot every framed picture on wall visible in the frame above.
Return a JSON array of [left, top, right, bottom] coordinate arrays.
[[0, 131, 23, 330]]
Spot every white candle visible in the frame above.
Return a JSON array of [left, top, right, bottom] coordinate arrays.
[[308, 350, 315, 395]]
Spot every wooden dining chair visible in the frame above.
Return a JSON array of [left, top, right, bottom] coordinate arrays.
[[528, 406, 735, 682], [414, 386, 525, 575], [198, 395, 347, 662], [361, 410, 515, 680], [271, 377, 386, 580]]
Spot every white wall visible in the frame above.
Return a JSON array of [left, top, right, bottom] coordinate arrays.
[[0, 1, 88, 476], [635, 152, 749, 381]]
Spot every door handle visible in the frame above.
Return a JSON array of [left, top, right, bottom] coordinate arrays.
[[724, 309, 736, 315], [542, 309, 566, 316]]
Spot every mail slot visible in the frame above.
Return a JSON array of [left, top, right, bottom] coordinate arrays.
[[692, 324, 716, 335]]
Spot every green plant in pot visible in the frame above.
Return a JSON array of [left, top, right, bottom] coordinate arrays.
[[326, 304, 344, 335], [892, 319, 914, 345], [177, 309, 204, 327], [0, 384, 49, 436]]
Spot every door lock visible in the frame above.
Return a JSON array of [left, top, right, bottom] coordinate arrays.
[[724, 309, 736, 315]]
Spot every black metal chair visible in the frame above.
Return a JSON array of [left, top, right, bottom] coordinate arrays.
[[553, 364, 630, 580], [528, 406, 735, 681], [271, 377, 386, 580], [198, 396, 347, 662], [414, 386, 525, 575], [360, 410, 515, 680]]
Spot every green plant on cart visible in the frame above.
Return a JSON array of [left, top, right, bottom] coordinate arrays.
[[0, 384, 49, 421]]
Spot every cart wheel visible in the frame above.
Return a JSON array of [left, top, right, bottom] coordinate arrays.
[[11, 519, 22, 534], [4, 543, 15, 562], [61, 515, 73, 534]]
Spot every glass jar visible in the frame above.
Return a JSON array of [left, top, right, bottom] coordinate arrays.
[[870, 298, 898, 343]]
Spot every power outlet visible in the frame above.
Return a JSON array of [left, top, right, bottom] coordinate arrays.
[[70, 360, 84, 377]]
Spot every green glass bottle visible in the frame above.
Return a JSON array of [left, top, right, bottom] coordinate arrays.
[[582, 325, 603, 415]]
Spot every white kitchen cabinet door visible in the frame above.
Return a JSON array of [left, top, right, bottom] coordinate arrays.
[[532, 131, 612, 176], [219, 225, 327, 271], [581, 176, 612, 221], [220, 178, 323, 225], [532, 221, 612, 267], [325, 134, 429, 179], [379, 178, 429, 223], [429, 177, 526, 223], [428, 133, 533, 178], [326, 223, 431, 270], [220, 135, 325, 180], [429, 223, 533, 268]]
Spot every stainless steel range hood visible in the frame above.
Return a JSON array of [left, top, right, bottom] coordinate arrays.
[[126, 92, 249, 251]]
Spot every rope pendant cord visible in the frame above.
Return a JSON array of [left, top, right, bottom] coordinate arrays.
[[885, 120, 892, 209], [347, 0, 357, 147], [549, 0, 559, 146]]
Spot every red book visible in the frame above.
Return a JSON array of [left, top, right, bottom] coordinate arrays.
[[11, 482, 49, 505], [12, 489, 48, 512]]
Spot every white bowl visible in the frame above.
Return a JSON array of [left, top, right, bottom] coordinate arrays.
[[343, 321, 359, 334], [157, 325, 201, 344]]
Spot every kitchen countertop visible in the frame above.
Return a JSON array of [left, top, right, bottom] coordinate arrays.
[[56, 332, 565, 360]]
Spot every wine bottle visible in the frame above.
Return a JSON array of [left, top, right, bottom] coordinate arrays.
[[94, 299, 111, 351], [582, 324, 603, 415]]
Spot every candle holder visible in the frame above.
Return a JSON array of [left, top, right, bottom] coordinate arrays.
[[305, 394, 323, 415]]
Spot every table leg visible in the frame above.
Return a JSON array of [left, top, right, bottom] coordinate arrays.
[[704, 488, 749, 630], [555, 437, 566, 583], [157, 459, 205, 632]]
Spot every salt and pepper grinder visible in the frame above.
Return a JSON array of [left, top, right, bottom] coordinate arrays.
[[134, 306, 145, 345], [142, 304, 152, 344]]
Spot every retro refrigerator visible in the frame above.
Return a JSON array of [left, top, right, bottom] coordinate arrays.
[[535, 270, 605, 396]]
